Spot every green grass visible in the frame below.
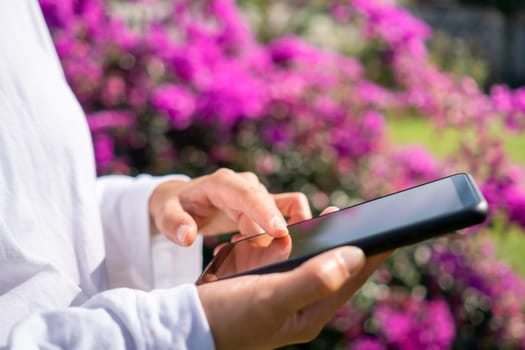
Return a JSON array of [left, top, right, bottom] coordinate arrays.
[[501, 132, 525, 165], [388, 116, 525, 164], [387, 116, 525, 276], [490, 223, 525, 277]]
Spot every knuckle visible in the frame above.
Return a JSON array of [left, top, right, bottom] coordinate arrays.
[[293, 192, 310, 207], [237, 182, 268, 201], [213, 167, 236, 180], [310, 266, 342, 295], [293, 191, 308, 201], [239, 171, 260, 184], [299, 192, 309, 204], [312, 275, 334, 296]]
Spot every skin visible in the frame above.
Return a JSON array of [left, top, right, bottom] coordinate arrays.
[[149, 168, 390, 349], [149, 168, 312, 245], [199, 250, 389, 350]]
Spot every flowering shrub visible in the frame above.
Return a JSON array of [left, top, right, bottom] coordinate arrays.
[[40, 0, 525, 348], [327, 238, 525, 349]]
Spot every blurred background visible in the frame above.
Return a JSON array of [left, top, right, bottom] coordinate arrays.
[[40, 0, 525, 348]]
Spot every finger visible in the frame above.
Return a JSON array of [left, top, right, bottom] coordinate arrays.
[[237, 213, 265, 237], [273, 193, 313, 225], [270, 246, 365, 315], [319, 206, 339, 216], [155, 198, 198, 246], [207, 169, 289, 238], [198, 214, 238, 236], [213, 242, 229, 256]]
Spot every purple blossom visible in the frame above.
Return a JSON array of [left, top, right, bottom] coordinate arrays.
[[330, 111, 384, 158], [481, 166, 524, 212], [209, 0, 254, 49], [491, 85, 513, 115], [351, 0, 432, 59], [78, 1, 105, 38], [151, 85, 196, 129], [107, 18, 138, 50], [509, 88, 525, 130], [262, 124, 292, 145], [355, 81, 394, 108], [39, 0, 75, 28], [339, 56, 364, 81], [393, 146, 440, 185], [351, 337, 385, 350], [93, 133, 114, 166], [170, 42, 223, 86], [269, 36, 322, 64], [505, 186, 525, 227], [100, 76, 126, 107], [147, 25, 177, 59], [374, 299, 455, 349], [312, 96, 345, 121], [375, 306, 412, 343], [87, 110, 135, 133], [490, 85, 525, 130], [331, 3, 353, 23], [52, 32, 75, 57], [196, 62, 268, 125]]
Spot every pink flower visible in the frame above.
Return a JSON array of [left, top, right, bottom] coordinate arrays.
[[491, 85, 514, 114], [394, 146, 440, 184], [87, 110, 135, 133], [101, 76, 126, 107], [93, 133, 114, 166], [39, 0, 75, 28], [505, 186, 525, 227], [269, 36, 323, 64], [375, 299, 455, 349], [351, 337, 385, 350], [151, 85, 196, 129]]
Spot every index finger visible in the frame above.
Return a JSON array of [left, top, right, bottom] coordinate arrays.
[[205, 169, 289, 238]]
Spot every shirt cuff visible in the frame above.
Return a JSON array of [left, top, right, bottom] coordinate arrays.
[[149, 284, 215, 349], [97, 174, 191, 291]]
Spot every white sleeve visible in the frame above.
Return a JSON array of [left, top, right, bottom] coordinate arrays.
[[7, 284, 215, 350], [96, 174, 204, 291]]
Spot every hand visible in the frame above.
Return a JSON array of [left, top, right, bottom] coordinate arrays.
[[149, 168, 312, 246], [198, 246, 390, 350]]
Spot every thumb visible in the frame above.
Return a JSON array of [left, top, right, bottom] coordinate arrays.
[[154, 199, 199, 246], [272, 246, 365, 315]]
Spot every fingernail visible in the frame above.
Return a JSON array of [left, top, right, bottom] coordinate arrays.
[[336, 247, 365, 273], [271, 216, 288, 235], [176, 224, 190, 245]]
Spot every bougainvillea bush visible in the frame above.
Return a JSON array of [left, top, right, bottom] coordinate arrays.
[[40, 0, 525, 348]]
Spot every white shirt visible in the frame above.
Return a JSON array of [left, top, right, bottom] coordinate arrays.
[[0, 0, 214, 348]]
